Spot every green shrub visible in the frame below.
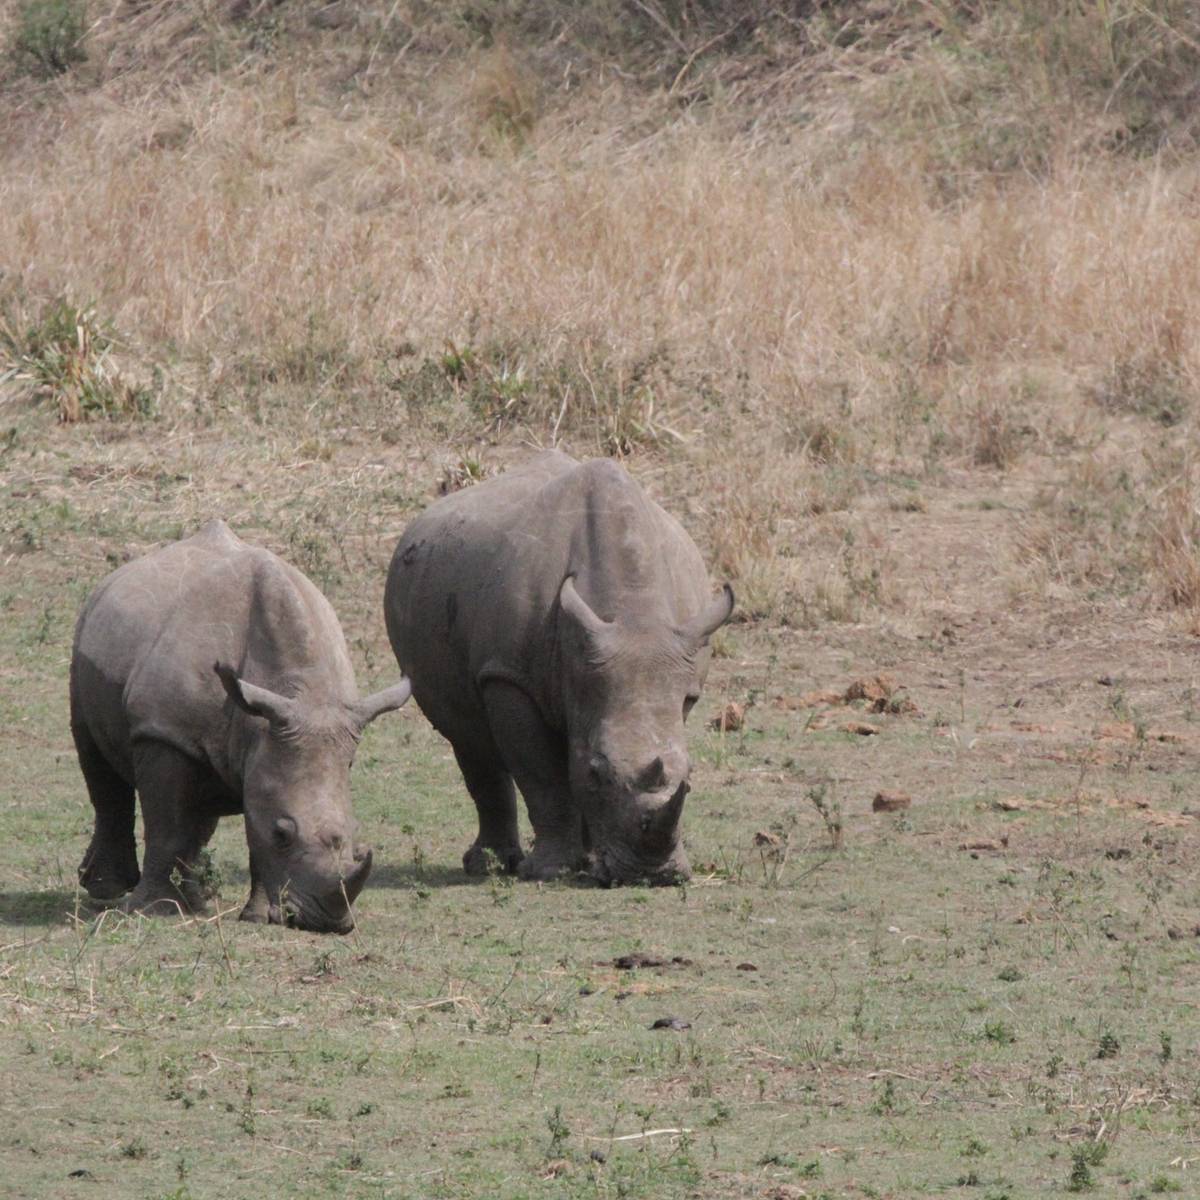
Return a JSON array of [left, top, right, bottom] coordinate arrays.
[[10, 0, 88, 78]]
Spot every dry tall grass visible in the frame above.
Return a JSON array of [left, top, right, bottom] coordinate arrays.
[[3, 1, 1200, 623]]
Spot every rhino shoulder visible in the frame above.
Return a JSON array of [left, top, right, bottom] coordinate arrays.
[[564, 456, 632, 498]]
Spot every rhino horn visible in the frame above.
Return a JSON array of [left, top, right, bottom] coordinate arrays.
[[681, 583, 735, 643], [354, 678, 413, 729], [654, 780, 689, 832], [637, 755, 668, 792], [214, 662, 298, 728], [559, 576, 612, 640]]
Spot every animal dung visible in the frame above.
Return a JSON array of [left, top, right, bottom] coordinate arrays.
[[612, 953, 692, 970], [872, 790, 912, 813], [649, 1016, 692, 1031]]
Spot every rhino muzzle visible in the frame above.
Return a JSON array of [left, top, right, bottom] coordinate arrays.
[[588, 846, 692, 888], [241, 846, 373, 934]]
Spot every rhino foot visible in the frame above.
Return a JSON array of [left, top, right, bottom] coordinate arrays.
[[78, 840, 140, 901], [462, 840, 525, 876], [119, 880, 207, 919]]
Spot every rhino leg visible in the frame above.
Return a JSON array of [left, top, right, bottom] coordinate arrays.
[[482, 682, 584, 881], [121, 742, 219, 918], [453, 745, 524, 875], [73, 724, 140, 901]]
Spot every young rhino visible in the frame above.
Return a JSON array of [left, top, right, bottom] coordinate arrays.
[[71, 520, 410, 933], [384, 451, 733, 886]]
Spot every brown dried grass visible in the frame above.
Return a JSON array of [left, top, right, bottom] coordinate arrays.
[[4, 3, 1200, 621]]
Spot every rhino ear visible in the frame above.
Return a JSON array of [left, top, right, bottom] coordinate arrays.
[[559, 576, 613, 643], [214, 662, 297, 727], [680, 583, 735, 645], [354, 678, 413, 730]]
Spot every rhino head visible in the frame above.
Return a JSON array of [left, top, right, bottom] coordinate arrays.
[[215, 664, 411, 933], [558, 578, 734, 887]]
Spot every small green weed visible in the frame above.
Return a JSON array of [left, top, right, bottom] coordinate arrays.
[[983, 1020, 1016, 1045], [1067, 1142, 1109, 1192]]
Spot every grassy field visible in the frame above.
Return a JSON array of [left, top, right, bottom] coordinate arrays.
[[3, 2, 1200, 1197]]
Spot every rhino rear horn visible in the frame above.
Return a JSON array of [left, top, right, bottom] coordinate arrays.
[[214, 662, 298, 728], [681, 583, 735, 644], [637, 756, 668, 792], [354, 678, 413, 729], [559, 576, 613, 641]]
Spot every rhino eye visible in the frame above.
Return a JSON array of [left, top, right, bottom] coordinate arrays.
[[587, 755, 608, 784], [273, 817, 297, 849]]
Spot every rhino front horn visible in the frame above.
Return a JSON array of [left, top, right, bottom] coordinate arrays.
[[656, 780, 689, 832]]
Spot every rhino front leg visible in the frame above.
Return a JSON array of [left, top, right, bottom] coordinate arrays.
[[482, 682, 584, 881], [121, 742, 219, 918], [453, 744, 524, 876]]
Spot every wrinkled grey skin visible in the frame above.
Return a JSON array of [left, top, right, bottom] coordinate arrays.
[[384, 451, 733, 886], [71, 520, 411, 933]]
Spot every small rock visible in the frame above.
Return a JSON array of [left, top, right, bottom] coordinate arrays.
[[991, 797, 1025, 811], [753, 830, 783, 848], [839, 720, 879, 736], [589, 1149, 607, 1164], [1098, 675, 1115, 686], [614, 990, 632, 1000], [844, 673, 896, 703], [872, 790, 911, 813], [68, 1170, 94, 1181], [959, 839, 1003, 852], [736, 962, 758, 971], [710, 701, 744, 732], [774, 689, 843, 710], [1104, 847, 1132, 861], [650, 1016, 692, 1031], [541, 1159, 571, 1179]]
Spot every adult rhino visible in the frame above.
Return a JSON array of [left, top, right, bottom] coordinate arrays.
[[384, 451, 733, 886], [71, 520, 411, 933]]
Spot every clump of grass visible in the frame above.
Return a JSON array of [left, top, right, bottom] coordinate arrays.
[[1066, 1141, 1109, 1192], [9, 0, 87, 78], [0, 295, 155, 422], [1089, 358, 1190, 426], [806, 784, 843, 851], [468, 42, 538, 146]]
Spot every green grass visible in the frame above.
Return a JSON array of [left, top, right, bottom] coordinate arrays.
[[3, 593, 1199, 1198]]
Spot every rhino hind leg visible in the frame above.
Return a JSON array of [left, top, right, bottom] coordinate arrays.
[[120, 742, 220, 918], [481, 682, 585, 881], [453, 744, 525, 876], [73, 724, 140, 901]]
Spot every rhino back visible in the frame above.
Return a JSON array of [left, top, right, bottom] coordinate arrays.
[[73, 520, 354, 783], [386, 454, 712, 730]]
